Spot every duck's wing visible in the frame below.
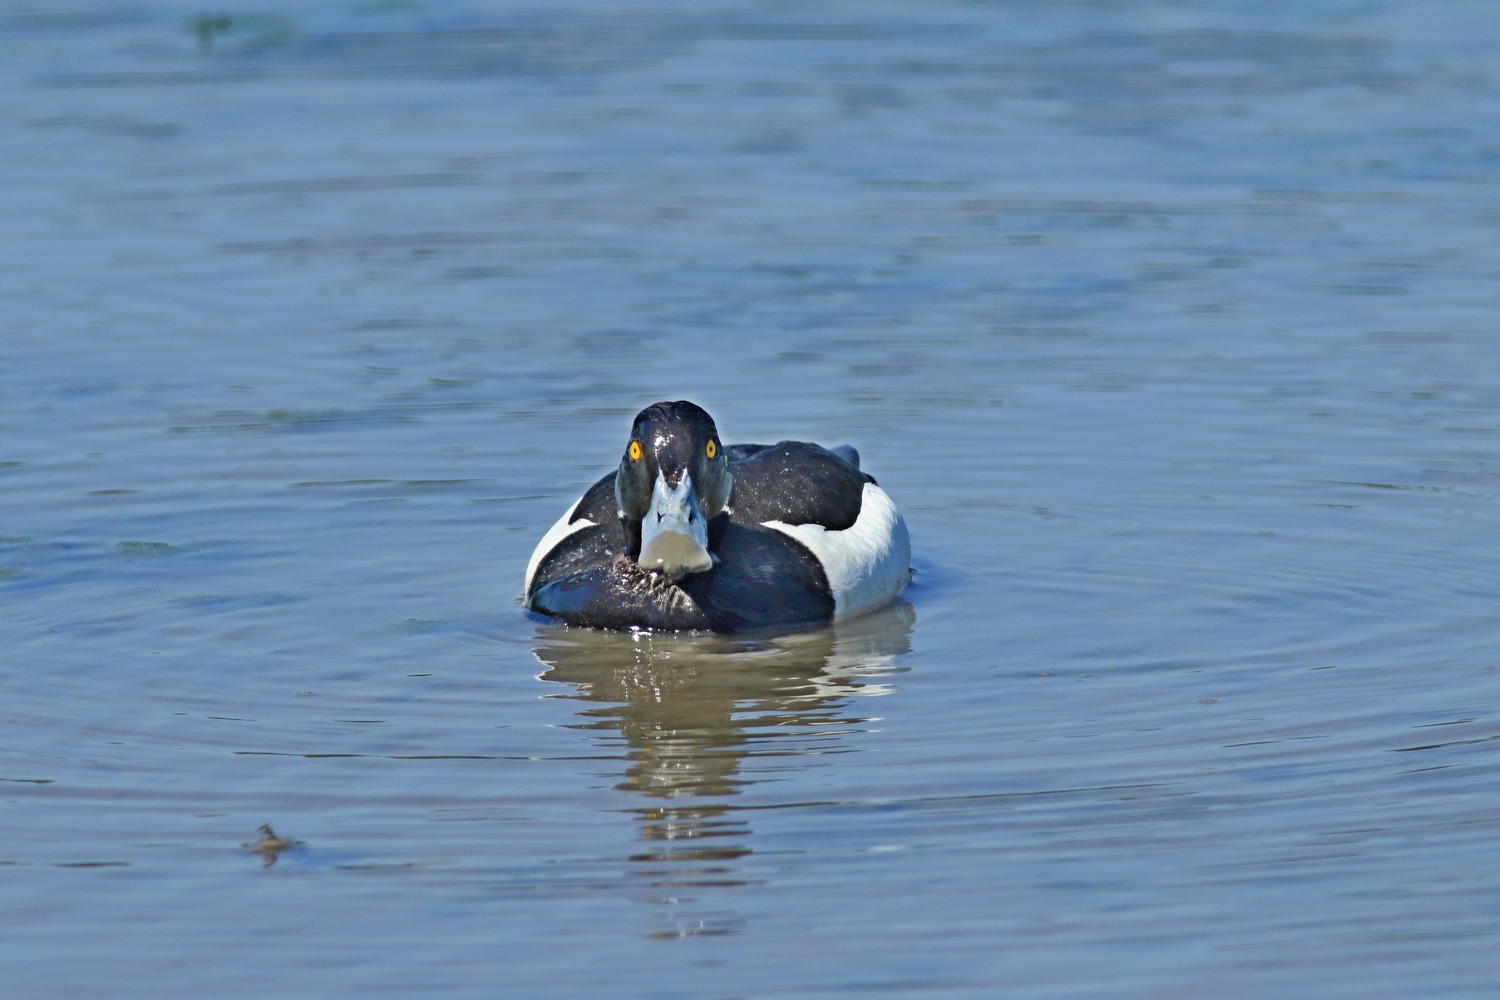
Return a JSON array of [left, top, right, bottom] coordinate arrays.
[[725, 440, 910, 623], [523, 473, 621, 597]]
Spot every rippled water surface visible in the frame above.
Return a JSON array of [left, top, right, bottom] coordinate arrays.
[[5, 1, 1499, 996]]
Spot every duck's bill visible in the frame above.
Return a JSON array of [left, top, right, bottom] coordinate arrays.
[[637, 471, 714, 581]]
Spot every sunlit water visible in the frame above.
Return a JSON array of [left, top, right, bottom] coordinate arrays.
[[4, 1, 1499, 996]]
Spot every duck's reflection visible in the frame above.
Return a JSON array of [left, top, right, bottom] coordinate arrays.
[[531, 603, 914, 931]]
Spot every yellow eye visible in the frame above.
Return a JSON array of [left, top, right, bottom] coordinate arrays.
[[629, 440, 643, 462], [705, 439, 717, 459]]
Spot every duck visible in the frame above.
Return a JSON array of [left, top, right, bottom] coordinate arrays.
[[524, 400, 911, 632]]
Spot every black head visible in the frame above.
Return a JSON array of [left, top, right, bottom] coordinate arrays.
[[614, 400, 733, 578]]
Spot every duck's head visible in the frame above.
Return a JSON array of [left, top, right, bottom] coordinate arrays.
[[615, 400, 733, 582]]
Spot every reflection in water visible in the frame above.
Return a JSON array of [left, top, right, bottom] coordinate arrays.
[[532, 604, 914, 935]]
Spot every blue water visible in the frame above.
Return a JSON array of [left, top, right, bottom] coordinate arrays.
[[4, 2, 1499, 996]]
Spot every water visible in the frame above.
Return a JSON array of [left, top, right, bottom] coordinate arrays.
[[4, 1, 1499, 996]]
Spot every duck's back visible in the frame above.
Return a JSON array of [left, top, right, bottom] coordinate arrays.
[[721, 441, 869, 531]]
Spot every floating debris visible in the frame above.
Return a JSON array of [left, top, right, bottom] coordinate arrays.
[[242, 823, 301, 867]]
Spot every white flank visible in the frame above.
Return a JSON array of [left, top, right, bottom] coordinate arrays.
[[523, 497, 596, 594], [762, 482, 911, 620]]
